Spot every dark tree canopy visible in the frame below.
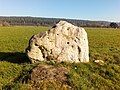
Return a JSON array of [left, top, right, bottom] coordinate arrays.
[[0, 16, 117, 28], [110, 22, 118, 28]]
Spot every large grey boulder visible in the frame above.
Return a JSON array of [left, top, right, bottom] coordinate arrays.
[[26, 21, 89, 63]]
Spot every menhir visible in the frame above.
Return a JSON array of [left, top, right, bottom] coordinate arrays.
[[26, 21, 89, 63]]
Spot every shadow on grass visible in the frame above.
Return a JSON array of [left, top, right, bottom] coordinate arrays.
[[0, 52, 31, 64], [0, 52, 36, 89]]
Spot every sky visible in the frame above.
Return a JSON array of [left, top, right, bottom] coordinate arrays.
[[0, 0, 120, 22]]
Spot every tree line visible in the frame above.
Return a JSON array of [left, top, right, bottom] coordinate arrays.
[[0, 16, 119, 28]]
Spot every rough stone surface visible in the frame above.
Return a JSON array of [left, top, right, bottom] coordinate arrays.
[[26, 21, 89, 63]]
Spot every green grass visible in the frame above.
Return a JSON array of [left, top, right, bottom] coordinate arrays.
[[0, 26, 50, 52], [0, 26, 120, 90]]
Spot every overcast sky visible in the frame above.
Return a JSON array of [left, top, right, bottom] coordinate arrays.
[[0, 0, 120, 22]]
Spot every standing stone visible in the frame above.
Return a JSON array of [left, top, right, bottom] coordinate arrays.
[[26, 21, 89, 63]]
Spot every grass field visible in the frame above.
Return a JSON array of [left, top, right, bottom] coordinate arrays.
[[0, 26, 120, 90]]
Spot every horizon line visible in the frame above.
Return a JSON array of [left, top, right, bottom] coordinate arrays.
[[0, 15, 119, 23]]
